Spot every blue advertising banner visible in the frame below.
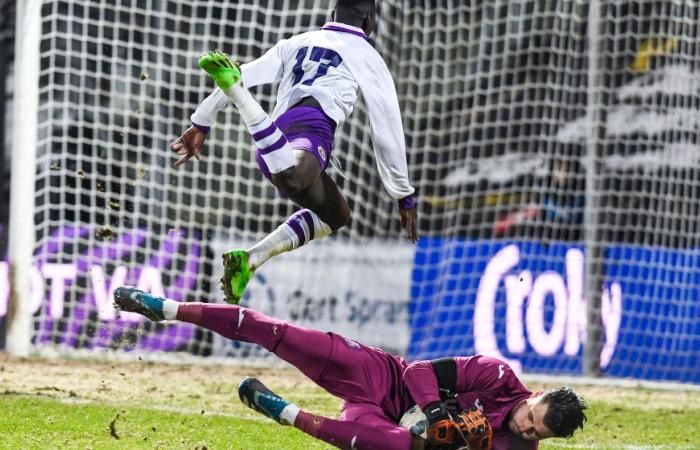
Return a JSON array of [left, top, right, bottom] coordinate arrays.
[[409, 238, 700, 383]]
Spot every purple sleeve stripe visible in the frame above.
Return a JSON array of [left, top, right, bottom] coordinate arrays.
[[287, 217, 307, 246], [398, 196, 415, 210], [192, 122, 210, 134], [258, 135, 288, 155], [252, 122, 278, 142], [300, 210, 315, 241]]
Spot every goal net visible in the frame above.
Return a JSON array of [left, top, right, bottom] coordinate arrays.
[[5, 0, 700, 384]]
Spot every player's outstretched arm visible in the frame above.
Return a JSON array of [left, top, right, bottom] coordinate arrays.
[[356, 53, 418, 243], [169, 125, 206, 167]]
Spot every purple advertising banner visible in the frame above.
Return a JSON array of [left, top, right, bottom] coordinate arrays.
[[0, 225, 207, 352]]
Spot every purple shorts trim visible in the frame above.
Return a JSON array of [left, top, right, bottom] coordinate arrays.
[[256, 105, 336, 184]]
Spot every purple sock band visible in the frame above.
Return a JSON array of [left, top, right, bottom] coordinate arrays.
[[287, 215, 307, 246], [192, 122, 210, 134], [259, 135, 288, 155], [299, 210, 315, 240], [398, 196, 415, 210], [252, 122, 278, 141]]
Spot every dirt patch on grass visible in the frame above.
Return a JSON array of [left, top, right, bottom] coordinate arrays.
[[0, 353, 340, 418], [1, 353, 696, 417]]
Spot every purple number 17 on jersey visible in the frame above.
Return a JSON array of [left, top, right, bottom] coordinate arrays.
[[292, 46, 343, 86]]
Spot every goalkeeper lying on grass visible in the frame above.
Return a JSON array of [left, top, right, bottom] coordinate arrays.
[[115, 287, 587, 450], [170, 0, 417, 305]]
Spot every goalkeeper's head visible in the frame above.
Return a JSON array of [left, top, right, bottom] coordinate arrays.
[[508, 386, 587, 441], [333, 0, 377, 36]]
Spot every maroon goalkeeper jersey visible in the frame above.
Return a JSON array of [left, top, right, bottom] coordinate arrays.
[[403, 355, 538, 450]]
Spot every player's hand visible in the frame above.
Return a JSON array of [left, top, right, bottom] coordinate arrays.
[[425, 419, 465, 449], [398, 195, 418, 243], [455, 407, 493, 450], [423, 401, 465, 450], [170, 126, 206, 167]]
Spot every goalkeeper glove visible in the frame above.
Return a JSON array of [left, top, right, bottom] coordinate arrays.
[[455, 407, 493, 450], [424, 402, 464, 449]]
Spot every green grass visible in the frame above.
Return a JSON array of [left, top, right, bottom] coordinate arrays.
[[0, 395, 329, 450], [541, 398, 700, 449], [2, 392, 699, 449], [1, 355, 699, 449]]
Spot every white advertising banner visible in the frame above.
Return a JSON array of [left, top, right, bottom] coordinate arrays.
[[210, 239, 414, 357]]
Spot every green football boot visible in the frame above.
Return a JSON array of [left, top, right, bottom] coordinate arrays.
[[221, 250, 254, 305], [198, 51, 242, 92]]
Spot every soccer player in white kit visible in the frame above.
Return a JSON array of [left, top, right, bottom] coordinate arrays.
[[170, 0, 418, 304]]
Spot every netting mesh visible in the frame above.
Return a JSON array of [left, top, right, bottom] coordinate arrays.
[[407, 1, 700, 383], [15, 0, 700, 382], [30, 0, 411, 358]]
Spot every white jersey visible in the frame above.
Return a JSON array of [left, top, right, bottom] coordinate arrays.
[[191, 22, 414, 200]]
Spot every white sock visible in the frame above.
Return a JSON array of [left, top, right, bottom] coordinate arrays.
[[224, 83, 266, 126], [162, 299, 179, 320], [280, 404, 300, 426], [222, 83, 295, 173], [247, 225, 296, 270], [247, 209, 333, 270]]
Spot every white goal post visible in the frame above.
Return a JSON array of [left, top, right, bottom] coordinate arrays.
[[6, 0, 40, 357]]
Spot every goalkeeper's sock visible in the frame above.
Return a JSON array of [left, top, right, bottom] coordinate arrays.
[[223, 83, 296, 174], [248, 209, 332, 270], [162, 299, 179, 320], [280, 404, 301, 425]]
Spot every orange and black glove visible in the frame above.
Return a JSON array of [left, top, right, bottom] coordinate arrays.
[[424, 401, 466, 450], [454, 407, 493, 450]]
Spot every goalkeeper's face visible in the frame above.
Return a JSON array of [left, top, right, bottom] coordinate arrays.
[[507, 392, 554, 441]]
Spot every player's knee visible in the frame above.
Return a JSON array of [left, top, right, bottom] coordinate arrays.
[[328, 203, 351, 231], [318, 200, 350, 232], [272, 168, 309, 195]]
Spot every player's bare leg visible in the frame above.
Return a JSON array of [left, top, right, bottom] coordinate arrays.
[[199, 51, 343, 304], [199, 51, 295, 304], [227, 168, 350, 302]]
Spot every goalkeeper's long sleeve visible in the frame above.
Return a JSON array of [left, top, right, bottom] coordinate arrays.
[[403, 359, 443, 409]]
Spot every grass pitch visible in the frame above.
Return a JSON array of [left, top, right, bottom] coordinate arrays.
[[1, 354, 698, 449]]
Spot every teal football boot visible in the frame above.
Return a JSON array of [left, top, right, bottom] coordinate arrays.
[[113, 286, 166, 322], [238, 377, 291, 425]]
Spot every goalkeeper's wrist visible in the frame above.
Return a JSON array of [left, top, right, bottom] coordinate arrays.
[[423, 401, 450, 424], [192, 122, 211, 134], [398, 195, 415, 211]]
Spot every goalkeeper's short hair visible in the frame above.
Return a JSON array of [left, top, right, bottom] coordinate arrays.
[[335, 0, 376, 23], [542, 387, 588, 438]]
